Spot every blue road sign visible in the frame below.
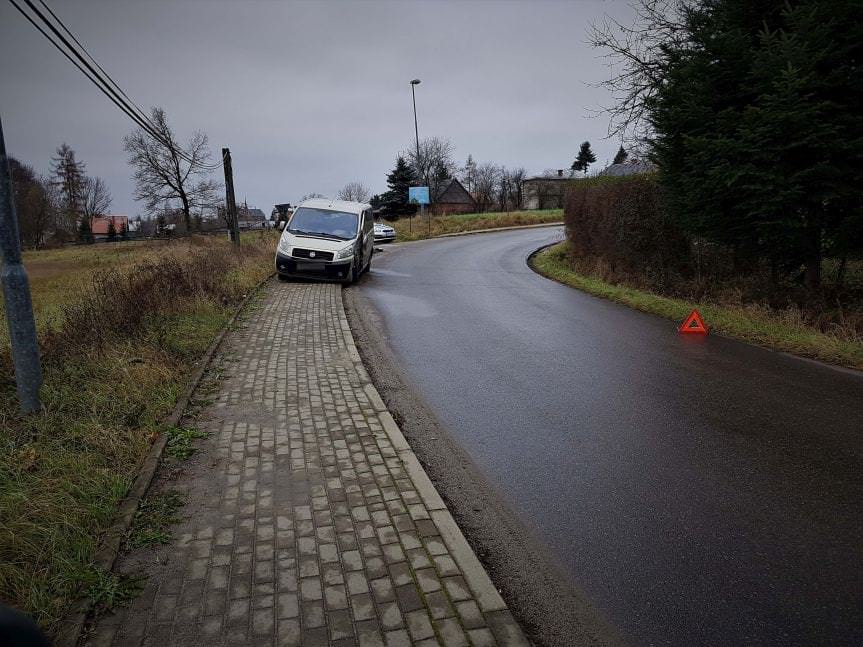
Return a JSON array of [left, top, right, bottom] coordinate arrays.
[[409, 186, 430, 205]]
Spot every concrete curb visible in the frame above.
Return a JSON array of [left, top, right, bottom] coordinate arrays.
[[337, 291, 529, 643], [56, 273, 275, 647]]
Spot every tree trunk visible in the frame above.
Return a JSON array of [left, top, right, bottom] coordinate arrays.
[[803, 221, 822, 296], [179, 191, 191, 233], [836, 255, 847, 290]]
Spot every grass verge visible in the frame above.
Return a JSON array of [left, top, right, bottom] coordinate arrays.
[[532, 242, 863, 370], [390, 208, 562, 241], [0, 233, 277, 636], [125, 491, 184, 551]]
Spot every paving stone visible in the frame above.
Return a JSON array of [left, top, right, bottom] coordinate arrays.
[[83, 282, 526, 646], [437, 617, 469, 647], [456, 599, 485, 630], [277, 593, 299, 619], [370, 577, 395, 603], [378, 601, 404, 630], [425, 590, 455, 620], [351, 593, 376, 621], [404, 609, 435, 641], [383, 628, 411, 647], [395, 583, 424, 613], [443, 575, 472, 602], [467, 627, 497, 647], [325, 584, 349, 610]]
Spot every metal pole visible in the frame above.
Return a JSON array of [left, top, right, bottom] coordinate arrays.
[[410, 80, 421, 234], [0, 115, 42, 413], [411, 84, 420, 178], [222, 148, 240, 246]]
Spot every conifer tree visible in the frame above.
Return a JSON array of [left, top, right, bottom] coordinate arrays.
[[571, 142, 597, 174], [381, 156, 418, 217]]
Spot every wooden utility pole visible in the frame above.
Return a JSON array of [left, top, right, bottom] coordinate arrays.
[[222, 148, 240, 246]]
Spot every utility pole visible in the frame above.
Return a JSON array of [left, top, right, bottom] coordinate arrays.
[[222, 148, 240, 246], [0, 115, 42, 413]]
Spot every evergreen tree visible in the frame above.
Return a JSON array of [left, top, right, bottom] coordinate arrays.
[[612, 146, 628, 165], [51, 143, 86, 235], [120, 221, 129, 240], [78, 217, 93, 243], [107, 218, 117, 241], [381, 156, 418, 217], [571, 141, 597, 174], [648, 0, 863, 293], [461, 154, 477, 193]]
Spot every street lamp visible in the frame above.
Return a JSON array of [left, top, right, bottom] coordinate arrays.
[[410, 79, 421, 175], [409, 79, 422, 234]]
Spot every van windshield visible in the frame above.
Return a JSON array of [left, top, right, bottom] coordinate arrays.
[[288, 208, 358, 241]]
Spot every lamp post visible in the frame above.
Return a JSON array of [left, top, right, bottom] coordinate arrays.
[[410, 79, 421, 234]]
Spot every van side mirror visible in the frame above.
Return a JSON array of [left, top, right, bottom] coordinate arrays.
[[278, 221, 286, 231]]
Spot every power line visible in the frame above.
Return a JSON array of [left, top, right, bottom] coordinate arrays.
[[8, 0, 222, 171]]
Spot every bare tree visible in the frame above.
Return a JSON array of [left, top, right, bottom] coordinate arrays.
[[337, 182, 370, 202], [589, 0, 692, 143], [496, 167, 527, 212], [404, 137, 456, 194], [300, 193, 326, 202], [124, 107, 220, 232], [508, 167, 526, 210], [9, 157, 56, 248], [80, 176, 112, 219], [473, 163, 501, 213]]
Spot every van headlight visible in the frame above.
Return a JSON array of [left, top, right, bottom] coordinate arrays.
[[277, 238, 291, 254], [335, 244, 354, 260]]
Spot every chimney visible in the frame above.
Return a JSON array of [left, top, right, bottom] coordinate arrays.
[[557, 169, 563, 177]]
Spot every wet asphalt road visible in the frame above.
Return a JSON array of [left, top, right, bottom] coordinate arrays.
[[358, 227, 863, 646]]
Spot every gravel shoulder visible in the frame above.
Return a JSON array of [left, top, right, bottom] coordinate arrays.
[[343, 275, 621, 647]]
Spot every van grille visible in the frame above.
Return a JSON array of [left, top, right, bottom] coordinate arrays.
[[292, 248, 334, 261]]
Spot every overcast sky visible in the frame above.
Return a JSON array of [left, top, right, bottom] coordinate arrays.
[[1, 0, 636, 218]]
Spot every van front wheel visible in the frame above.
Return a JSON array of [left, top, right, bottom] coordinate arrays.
[[343, 255, 359, 285]]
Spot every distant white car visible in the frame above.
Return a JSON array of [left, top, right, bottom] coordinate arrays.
[[374, 221, 396, 243]]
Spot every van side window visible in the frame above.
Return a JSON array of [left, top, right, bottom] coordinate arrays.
[[363, 210, 373, 233]]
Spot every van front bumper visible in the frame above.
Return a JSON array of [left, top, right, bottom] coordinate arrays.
[[275, 252, 352, 281]]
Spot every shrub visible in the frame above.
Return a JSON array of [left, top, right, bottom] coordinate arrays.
[[564, 174, 691, 292]]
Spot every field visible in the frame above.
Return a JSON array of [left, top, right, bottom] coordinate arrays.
[[388, 208, 562, 241], [532, 242, 863, 370], [0, 232, 277, 635]]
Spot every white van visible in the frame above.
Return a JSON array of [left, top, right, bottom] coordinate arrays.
[[275, 198, 374, 283]]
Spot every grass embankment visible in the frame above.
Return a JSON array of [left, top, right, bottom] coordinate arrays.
[[390, 208, 562, 241], [0, 232, 277, 636], [532, 242, 863, 370]]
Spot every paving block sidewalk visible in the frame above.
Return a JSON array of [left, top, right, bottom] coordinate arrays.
[[87, 281, 528, 646]]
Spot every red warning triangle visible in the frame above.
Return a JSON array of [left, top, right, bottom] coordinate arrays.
[[678, 309, 709, 334]]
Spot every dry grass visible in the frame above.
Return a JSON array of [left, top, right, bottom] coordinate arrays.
[[533, 242, 863, 369], [0, 233, 277, 635], [389, 209, 562, 241]]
